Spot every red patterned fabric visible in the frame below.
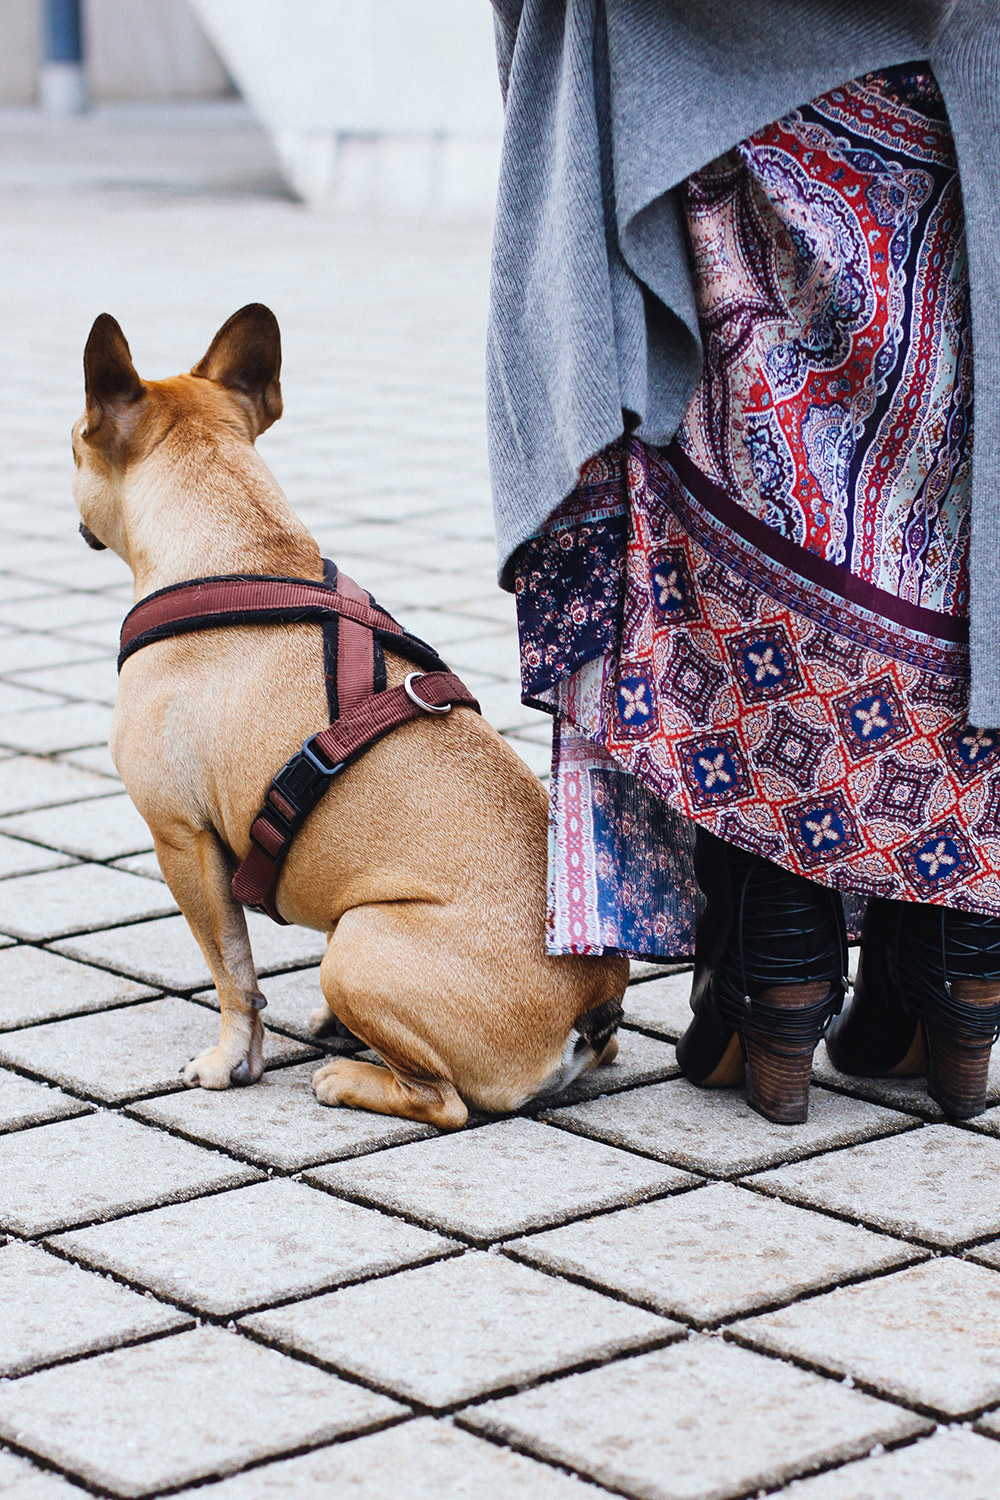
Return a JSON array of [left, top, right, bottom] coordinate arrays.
[[515, 64, 994, 959]]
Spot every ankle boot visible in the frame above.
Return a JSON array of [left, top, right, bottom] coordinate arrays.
[[825, 900, 926, 1078], [676, 831, 848, 1125], [827, 899, 1000, 1118]]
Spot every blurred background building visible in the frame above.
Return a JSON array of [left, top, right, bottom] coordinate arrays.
[[0, 0, 502, 212]]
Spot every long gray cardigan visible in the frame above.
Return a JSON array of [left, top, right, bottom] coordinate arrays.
[[487, 0, 1000, 724]]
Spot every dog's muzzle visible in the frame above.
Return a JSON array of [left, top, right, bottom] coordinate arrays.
[[79, 522, 107, 551]]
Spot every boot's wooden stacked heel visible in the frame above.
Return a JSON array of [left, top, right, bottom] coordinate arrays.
[[676, 832, 848, 1125], [740, 982, 839, 1125], [924, 980, 1000, 1119]]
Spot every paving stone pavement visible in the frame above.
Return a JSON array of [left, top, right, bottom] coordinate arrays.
[[1, 101, 999, 1499]]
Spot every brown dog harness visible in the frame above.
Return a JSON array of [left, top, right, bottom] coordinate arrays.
[[118, 561, 480, 923]]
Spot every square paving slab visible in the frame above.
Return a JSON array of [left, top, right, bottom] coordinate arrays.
[[622, 972, 694, 1039], [0, 997, 313, 1103], [0, 863, 176, 941], [733, 1256, 1000, 1417], [0, 755, 118, 816], [12, 657, 119, 707], [0, 1326, 403, 1497], [0, 1448, 83, 1497], [54, 911, 325, 990], [0, 699, 111, 755], [0, 945, 155, 1030], [976, 1407, 1000, 1438], [0, 593, 122, 634], [243, 913, 327, 971], [0, 793, 152, 861], [52, 1178, 456, 1317], [749, 1125, 1000, 1246], [0, 1066, 88, 1131], [814, 1041, 1000, 1119], [245, 1250, 675, 1407], [0, 831, 72, 880], [62, 744, 118, 779], [508, 1181, 920, 1324], [0, 633, 100, 675], [310, 1117, 698, 1241], [0, 1241, 187, 1377], [186, 1417, 600, 1499], [132, 1061, 435, 1170], [968, 1103, 1000, 1139], [969, 1235, 1000, 1271], [547, 1079, 914, 1177], [0, 682, 64, 715], [112, 851, 163, 882], [0, 1111, 259, 1235], [781, 1428, 1000, 1499], [467, 1338, 929, 1500]]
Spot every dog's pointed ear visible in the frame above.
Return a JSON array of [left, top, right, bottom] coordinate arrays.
[[191, 304, 283, 435], [83, 314, 145, 439]]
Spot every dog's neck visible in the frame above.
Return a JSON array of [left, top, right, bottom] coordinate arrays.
[[124, 430, 323, 599]]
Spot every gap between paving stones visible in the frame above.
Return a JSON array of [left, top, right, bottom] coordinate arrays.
[[540, 1105, 926, 1186], [39, 1218, 468, 1326], [720, 1319, 1000, 1427], [0, 1320, 190, 1390], [450, 1395, 933, 1500], [236, 1313, 683, 1424], [734, 1153, 1000, 1256], [0, 1405, 419, 1500], [0, 1024, 976, 1261], [12, 1108, 983, 1459], [496, 1226, 934, 1333]]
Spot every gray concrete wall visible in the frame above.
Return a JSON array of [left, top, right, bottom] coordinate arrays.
[[0, 0, 41, 105], [0, 0, 231, 104], [85, 0, 231, 101]]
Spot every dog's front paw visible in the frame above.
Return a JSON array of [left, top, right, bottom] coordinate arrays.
[[182, 1046, 258, 1090], [312, 1059, 350, 1106]]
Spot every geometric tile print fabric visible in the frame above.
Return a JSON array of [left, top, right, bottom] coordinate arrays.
[[515, 65, 1000, 960]]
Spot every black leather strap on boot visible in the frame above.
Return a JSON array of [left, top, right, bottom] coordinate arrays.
[[677, 830, 847, 1084]]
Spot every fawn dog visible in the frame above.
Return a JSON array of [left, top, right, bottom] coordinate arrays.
[[72, 305, 628, 1128]]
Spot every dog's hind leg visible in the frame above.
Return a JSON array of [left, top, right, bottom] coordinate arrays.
[[312, 1057, 467, 1128], [311, 907, 468, 1129], [152, 827, 266, 1089]]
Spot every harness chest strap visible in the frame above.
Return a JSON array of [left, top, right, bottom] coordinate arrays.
[[118, 571, 480, 925], [232, 669, 477, 922]]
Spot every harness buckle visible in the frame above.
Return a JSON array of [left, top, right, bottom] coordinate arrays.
[[266, 735, 345, 824], [404, 671, 452, 715]]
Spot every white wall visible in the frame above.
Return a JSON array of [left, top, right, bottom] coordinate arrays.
[[188, 0, 503, 210]]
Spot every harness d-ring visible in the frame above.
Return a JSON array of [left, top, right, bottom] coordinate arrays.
[[404, 672, 453, 714]]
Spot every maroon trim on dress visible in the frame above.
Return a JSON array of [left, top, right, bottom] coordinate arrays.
[[666, 443, 969, 647]]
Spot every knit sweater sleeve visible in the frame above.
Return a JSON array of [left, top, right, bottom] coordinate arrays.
[[490, 1, 525, 100]]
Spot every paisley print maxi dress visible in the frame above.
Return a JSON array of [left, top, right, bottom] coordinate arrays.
[[514, 64, 996, 961]]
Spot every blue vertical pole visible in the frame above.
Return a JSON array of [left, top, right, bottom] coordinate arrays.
[[40, 0, 86, 113], [42, 0, 83, 64]]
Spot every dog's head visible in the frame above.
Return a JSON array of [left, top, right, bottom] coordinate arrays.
[[72, 304, 283, 560]]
